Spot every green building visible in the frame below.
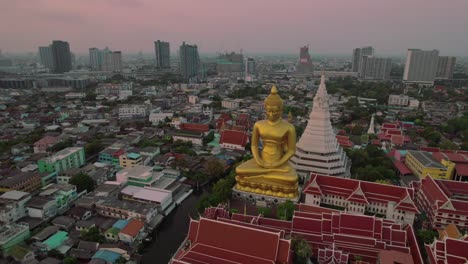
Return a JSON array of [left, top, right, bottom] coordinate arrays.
[[38, 147, 85, 174], [0, 223, 30, 256]]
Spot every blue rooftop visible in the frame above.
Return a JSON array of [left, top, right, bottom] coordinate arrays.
[[127, 153, 141, 159], [92, 250, 121, 263], [112, 219, 129, 230]]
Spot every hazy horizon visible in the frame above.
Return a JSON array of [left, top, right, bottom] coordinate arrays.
[[1, 0, 468, 56]]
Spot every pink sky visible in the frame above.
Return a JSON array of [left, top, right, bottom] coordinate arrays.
[[1, 0, 467, 55]]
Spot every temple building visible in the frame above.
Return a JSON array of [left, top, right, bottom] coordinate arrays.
[[290, 75, 351, 179]]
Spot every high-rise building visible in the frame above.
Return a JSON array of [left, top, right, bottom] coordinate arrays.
[[38, 46, 54, 70], [51, 40, 72, 73], [352, 46, 374, 72], [436, 56, 456, 79], [245, 57, 255, 82], [296, 46, 314, 74], [359, 56, 392, 80], [403, 49, 439, 85], [103, 51, 122, 72], [154, 40, 170, 69], [179, 42, 200, 82], [290, 75, 351, 179], [89, 47, 103, 71], [89, 47, 121, 72], [217, 52, 243, 77]]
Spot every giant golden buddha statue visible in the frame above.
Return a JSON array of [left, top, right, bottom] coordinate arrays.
[[235, 86, 298, 198]]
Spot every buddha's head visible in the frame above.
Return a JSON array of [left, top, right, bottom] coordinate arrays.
[[264, 86, 283, 122]]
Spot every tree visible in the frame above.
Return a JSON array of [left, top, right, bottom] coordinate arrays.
[[69, 173, 95, 193], [81, 226, 105, 243], [48, 249, 63, 258], [205, 159, 225, 179], [203, 131, 215, 146], [277, 200, 295, 221], [292, 236, 312, 264], [47, 139, 73, 152], [64, 256, 78, 264], [85, 140, 103, 157], [439, 139, 459, 150]]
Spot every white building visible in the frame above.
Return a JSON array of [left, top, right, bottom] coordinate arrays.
[[65, 93, 86, 100], [388, 94, 409, 107], [359, 56, 392, 80], [119, 105, 148, 120], [172, 131, 203, 146], [221, 99, 241, 109], [403, 49, 439, 85], [352, 46, 374, 72], [290, 75, 351, 179], [96, 83, 133, 99], [0, 191, 31, 223], [149, 112, 174, 124], [436, 56, 456, 79], [409, 98, 420, 109]]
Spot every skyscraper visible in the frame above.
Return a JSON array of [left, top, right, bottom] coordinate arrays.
[[436, 56, 456, 79], [154, 40, 170, 69], [290, 75, 351, 179], [179, 42, 200, 82], [89, 48, 103, 71], [38, 46, 54, 70], [352, 46, 374, 73], [51, 40, 72, 73], [359, 56, 392, 80], [245, 57, 256, 82], [89, 47, 122, 72], [296, 46, 314, 74], [403, 49, 439, 85], [217, 52, 244, 77]]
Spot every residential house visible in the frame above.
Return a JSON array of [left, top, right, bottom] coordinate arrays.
[[26, 196, 57, 220], [0, 191, 31, 223], [11, 143, 30, 155], [119, 152, 142, 168], [116, 165, 157, 187], [33, 136, 59, 153], [105, 219, 129, 242], [98, 148, 124, 167], [118, 219, 145, 245], [0, 223, 30, 255], [0, 171, 42, 193], [39, 184, 78, 213]]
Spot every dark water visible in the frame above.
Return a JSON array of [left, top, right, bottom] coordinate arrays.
[[141, 190, 205, 264]]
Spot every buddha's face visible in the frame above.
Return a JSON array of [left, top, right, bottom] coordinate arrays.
[[265, 105, 281, 122]]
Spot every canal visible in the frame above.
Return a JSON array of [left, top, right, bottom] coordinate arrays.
[[141, 190, 205, 264]]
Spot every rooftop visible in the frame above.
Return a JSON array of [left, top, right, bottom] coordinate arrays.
[[408, 150, 446, 169], [121, 186, 171, 203], [0, 223, 29, 244], [40, 147, 83, 164], [0, 190, 30, 200], [117, 165, 154, 179]]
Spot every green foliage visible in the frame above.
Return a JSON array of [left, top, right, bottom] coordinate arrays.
[[445, 116, 468, 135], [346, 145, 396, 182], [230, 208, 239, 214], [292, 236, 312, 264], [284, 106, 308, 117], [439, 139, 459, 150], [0, 129, 45, 155], [69, 173, 95, 193], [137, 138, 163, 148], [422, 127, 442, 145], [80, 226, 105, 243], [203, 131, 215, 146], [85, 139, 103, 157], [229, 86, 267, 99], [205, 159, 225, 179], [63, 256, 78, 264], [258, 207, 271, 217], [277, 200, 295, 221], [196, 171, 236, 212]]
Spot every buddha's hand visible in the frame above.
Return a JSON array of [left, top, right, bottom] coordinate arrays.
[[256, 158, 266, 168]]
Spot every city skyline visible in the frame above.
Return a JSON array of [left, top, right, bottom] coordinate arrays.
[[1, 0, 468, 55]]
